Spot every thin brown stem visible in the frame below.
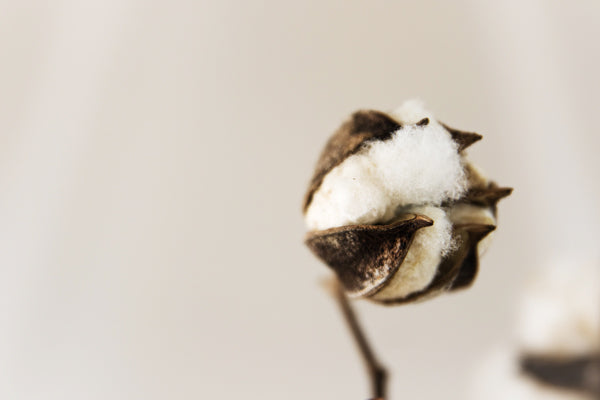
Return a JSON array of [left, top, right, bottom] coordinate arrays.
[[331, 279, 388, 399]]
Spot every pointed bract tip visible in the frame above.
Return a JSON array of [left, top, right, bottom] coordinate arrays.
[[452, 131, 483, 152], [458, 223, 496, 241], [412, 213, 434, 228], [485, 184, 513, 205], [494, 187, 513, 200], [416, 117, 429, 127], [441, 122, 483, 151]]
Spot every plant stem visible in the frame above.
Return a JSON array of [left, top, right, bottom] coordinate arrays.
[[332, 279, 388, 399]]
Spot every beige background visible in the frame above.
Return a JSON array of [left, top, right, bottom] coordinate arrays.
[[1, 1, 599, 399]]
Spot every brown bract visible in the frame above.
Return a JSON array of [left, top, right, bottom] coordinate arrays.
[[305, 214, 433, 298], [306, 217, 497, 304]]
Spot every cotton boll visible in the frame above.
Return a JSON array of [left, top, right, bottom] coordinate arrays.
[[470, 261, 599, 400], [303, 100, 511, 304], [372, 206, 455, 300], [517, 259, 600, 357]]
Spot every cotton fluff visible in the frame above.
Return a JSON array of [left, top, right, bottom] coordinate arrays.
[[371, 206, 455, 300], [305, 101, 467, 231]]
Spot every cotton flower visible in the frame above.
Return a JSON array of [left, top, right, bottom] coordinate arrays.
[[303, 100, 511, 303]]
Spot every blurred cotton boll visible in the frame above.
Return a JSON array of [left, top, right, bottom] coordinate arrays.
[[470, 348, 590, 400], [470, 258, 600, 400], [518, 258, 600, 357]]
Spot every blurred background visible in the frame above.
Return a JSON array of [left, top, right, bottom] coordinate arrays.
[[1, 1, 599, 399]]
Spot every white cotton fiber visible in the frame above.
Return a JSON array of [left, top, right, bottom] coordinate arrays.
[[372, 206, 455, 300], [305, 101, 467, 231], [364, 123, 467, 206], [304, 156, 388, 230]]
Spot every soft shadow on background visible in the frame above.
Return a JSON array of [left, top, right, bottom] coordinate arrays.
[[1, 1, 599, 399]]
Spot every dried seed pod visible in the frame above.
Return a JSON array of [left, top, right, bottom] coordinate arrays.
[[303, 100, 512, 304]]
